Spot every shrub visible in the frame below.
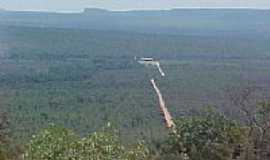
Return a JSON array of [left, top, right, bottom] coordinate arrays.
[[24, 124, 77, 160], [163, 108, 247, 160], [24, 124, 150, 160]]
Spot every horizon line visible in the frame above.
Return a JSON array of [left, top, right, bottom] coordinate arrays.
[[1, 7, 270, 13]]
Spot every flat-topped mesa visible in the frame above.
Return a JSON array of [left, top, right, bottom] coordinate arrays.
[[83, 8, 110, 14]]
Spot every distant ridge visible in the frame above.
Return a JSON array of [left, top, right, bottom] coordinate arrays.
[[83, 8, 110, 14], [1, 8, 270, 36], [83, 7, 270, 13], [1, 8, 270, 14]]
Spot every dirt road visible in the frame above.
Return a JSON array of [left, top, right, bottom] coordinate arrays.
[[150, 78, 175, 128]]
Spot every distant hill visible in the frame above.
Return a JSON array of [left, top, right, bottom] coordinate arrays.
[[83, 8, 110, 14], [1, 8, 270, 36]]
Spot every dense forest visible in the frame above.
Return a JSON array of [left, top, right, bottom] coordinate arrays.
[[0, 9, 270, 160]]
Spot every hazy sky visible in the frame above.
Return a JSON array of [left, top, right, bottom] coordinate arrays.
[[1, 0, 270, 12]]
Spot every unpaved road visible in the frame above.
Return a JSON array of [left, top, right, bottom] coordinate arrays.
[[138, 58, 174, 128], [156, 62, 165, 77], [150, 78, 175, 128], [138, 60, 165, 77]]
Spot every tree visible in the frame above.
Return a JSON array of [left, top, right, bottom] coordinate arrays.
[[24, 124, 77, 160], [162, 108, 247, 160], [0, 111, 12, 160], [227, 87, 270, 160], [251, 102, 270, 160], [24, 124, 150, 160]]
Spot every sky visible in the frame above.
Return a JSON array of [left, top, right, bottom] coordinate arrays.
[[1, 0, 270, 12]]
